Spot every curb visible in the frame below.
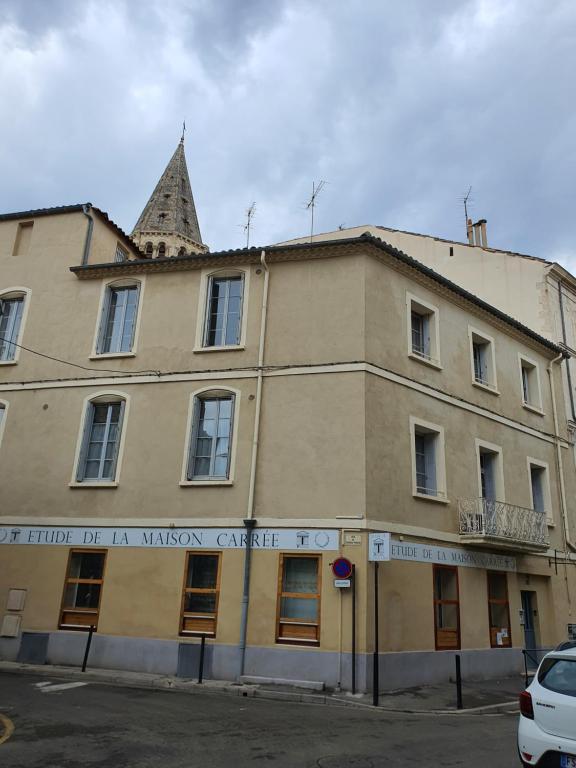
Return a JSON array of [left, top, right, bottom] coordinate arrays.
[[0, 662, 519, 716]]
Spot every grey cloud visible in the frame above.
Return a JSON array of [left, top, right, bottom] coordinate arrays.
[[1, 0, 575, 271]]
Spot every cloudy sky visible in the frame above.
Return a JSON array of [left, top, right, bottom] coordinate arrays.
[[1, 0, 575, 266]]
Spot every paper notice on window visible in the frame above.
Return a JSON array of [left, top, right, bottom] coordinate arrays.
[[496, 632, 503, 646], [501, 628, 508, 638]]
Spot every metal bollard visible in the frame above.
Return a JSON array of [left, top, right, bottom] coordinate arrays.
[[81, 625, 95, 673], [455, 654, 463, 710], [198, 635, 206, 684]]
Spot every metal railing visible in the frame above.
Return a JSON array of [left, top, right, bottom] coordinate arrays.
[[458, 497, 549, 548]]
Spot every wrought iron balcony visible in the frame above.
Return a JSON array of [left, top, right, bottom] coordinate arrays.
[[458, 497, 549, 552]]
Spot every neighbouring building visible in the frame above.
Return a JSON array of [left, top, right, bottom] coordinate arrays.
[[1, 142, 576, 691]]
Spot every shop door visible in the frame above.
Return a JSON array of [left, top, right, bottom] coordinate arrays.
[[521, 591, 537, 649]]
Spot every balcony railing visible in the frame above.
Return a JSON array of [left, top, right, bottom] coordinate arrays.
[[458, 497, 549, 551]]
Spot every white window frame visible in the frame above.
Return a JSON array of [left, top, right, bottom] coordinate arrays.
[[0, 399, 8, 454], [194, 268, 249, 352], [90, 277, 145, 359], [518, 353, 543, 414], [0, 287, 31, 366], [180, 386, 241, 486], [406, 293, 441, 369], [475, 438, 505, 501], [526, 457, 553, 525], [468, 326, 499, 394], [70, 391, 130, 487], [409, 416, 448, 503]]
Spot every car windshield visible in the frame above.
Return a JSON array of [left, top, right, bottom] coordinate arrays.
[[538, 658, 576, 697]]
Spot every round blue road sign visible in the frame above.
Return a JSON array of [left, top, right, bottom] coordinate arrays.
[[332, 557, 353, 579]]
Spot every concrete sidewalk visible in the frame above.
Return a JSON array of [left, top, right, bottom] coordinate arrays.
[[0, 660, 523, 714]]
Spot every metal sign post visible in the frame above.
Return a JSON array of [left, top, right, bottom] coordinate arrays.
[[352, 564, 356, 695], [368, 533, 390, 706]]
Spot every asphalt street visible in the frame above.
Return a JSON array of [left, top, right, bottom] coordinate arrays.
[[0, 672, 519, 767]]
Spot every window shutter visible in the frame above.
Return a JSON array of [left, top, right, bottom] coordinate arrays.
[[76, 402, 95, 482], [127, 285, 140, 350], [187, 398, 201, 480], [96, 288, 112, 354], [484, 455, 496, 500], [108, 400, 126, 481], [235, 275, 245, 345], [422, 315, 431, 357]]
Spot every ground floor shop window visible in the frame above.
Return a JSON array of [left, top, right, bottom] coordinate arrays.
[[59, 549, 106, 629], [276, 555, 321, 645], [487, 571, 512, 648], [180, 552, 221, 636], [433, 565, 460, 650]]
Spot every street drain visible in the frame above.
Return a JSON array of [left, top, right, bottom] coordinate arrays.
[[317, 758, 374, 768]]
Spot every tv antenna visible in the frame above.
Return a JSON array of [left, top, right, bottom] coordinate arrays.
[[306, 180, 327, 243], [243, 202, 256, 249], [461, 186, 473, 235]]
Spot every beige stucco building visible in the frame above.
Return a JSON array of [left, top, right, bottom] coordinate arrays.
[[1, 145, 576, 692]]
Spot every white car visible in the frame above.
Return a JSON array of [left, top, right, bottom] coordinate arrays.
[[518, 646, 576, 766]]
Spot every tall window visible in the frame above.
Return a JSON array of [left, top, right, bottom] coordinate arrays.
[[411, 311, 429, 358], [76, 400, 125, 483], [203, 275, 244, 347], [479, 450, 498, 500], [520, 357, 542, 411], [407, 294, 440, 367], [487, 572, 511, 648], [529, 461, 550, 520], [0, 296, 24, 362], [187, 395, 234, 481], [433, 565, 460, 650], [115, 244, 128, 263], [469, 328, 497, 391], [277, 555, 321, 645], [157, 242, 166, 258], [60, 550, 106, 629], [411, 418, 446, 500], [97, 284, 139, 354], [145, 242, 153, 257], [180, 552, 221, 636]]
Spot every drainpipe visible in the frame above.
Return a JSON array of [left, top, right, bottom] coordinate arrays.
[[81, 204, 94, 266], [238, 249, 270, 680], [557, 281, 576, 422], [547, 352, 576, 554]]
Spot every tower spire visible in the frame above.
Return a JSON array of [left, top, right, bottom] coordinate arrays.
[[131, 134, 206, 257]]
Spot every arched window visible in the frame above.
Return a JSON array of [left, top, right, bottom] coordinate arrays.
[[157, 242, 166, 259], [75, 393, 127, 483], [186, 390, 236, 481], [203, 271, 244, 348], [0, 288, 30, 363], [145, 242, 153, 258], [178, 246, 186, 258]]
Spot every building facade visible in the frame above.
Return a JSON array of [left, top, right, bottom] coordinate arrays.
[[1, 148, 576, 691]]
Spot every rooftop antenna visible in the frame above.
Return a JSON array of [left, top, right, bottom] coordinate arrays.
[[306, 180, 327, 243], [462, 185, 472, 235], [244, 202, 256, 249]]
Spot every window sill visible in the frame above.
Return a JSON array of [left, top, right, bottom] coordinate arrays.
[[0, 360, 18, 366], [179, 480, 234, 487], [472, 380, 500, 396], [413, 492, 450, 505], [547, 519, 555, 528], [522, 402, 544, 416], [89, 352, 136, 360], [69, 481, 119, 488], [408, 351, 442, 370], [193, 345, 245, 353]]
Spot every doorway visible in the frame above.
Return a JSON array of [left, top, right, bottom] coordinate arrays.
[[521, 590, 540, 668]]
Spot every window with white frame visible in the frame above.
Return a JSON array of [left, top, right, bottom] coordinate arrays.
[[469, 328, 497, 391], [76, 398, 126, 483], [410, 418, 447, 500], [203, 275, 244, 348], [0, 294, 25, 362], [476, 441, 504, 502], [407, 294, 440, 366], [528, 459, 551, 520], [187, 395, 234, 480], [96, 283, 140, 355], [519, 356, 542, 411]]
